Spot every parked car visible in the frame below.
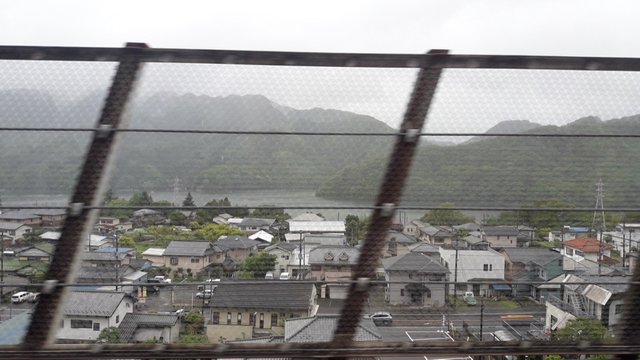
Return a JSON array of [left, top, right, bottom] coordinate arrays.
[[153, 275, 172, 284], [28, 292, 40, 303], [463, 291, 477, 306], [11, 291, 34, 304], [196, 289, 214, 299], [370, 311, 393, 326], [265, 271, 274, 279], [279, 272, 290, 280]]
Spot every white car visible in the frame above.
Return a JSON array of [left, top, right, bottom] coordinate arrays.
[[196, 289, 213, 299], [370, 311, 393, 326], [11, 291, 33, 304]]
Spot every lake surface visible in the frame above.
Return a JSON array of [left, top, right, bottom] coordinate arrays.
[[2, 189, 494, 223]]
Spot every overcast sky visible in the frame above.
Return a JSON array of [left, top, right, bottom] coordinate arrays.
[[2, 0, 640, 134]]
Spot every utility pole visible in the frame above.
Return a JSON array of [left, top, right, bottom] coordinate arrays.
[[623, 220, 627, 268], [479, 297, 485, 341], [453, 234, 459, 307], [0, 230, 3, 303]]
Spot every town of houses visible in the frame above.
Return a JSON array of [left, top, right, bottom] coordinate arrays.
[[0, 205, 637, 345]]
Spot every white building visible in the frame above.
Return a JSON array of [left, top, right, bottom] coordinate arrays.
[[438, 248, 506, 297]]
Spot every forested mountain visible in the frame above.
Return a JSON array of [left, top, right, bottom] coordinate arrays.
[[317, 115, 640, 207], [2, 89, 640, 208]]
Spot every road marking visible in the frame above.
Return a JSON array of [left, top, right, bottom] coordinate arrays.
[[405, 330, 414, 342]]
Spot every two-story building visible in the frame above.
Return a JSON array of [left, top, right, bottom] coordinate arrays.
[[501, 248, 563, 301], [95, 217, 120, 233], [308, 245, 360, 299], [482, 226, 522, 248], [562, 237, 616, 271], [162, 240, 219, 274], [214, 236, 260, 265], [264, 242, 297, 278], [118, 313, 180, 343], [383, 230, 417, 258], [383, 252, 449, 307], [57, 291, 134, 342], [236, 218, 276, 236], [0, 210, 41, 227], [32, 209, 66, 228], [439, 248, 506, 297], [417, 224, 455, 246], [0, 222, 32, 244], [207, 282, 317, 343]]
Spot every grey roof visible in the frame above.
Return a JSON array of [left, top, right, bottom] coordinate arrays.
[[0, 210, 40, 220], [64, 291, 129, 317], [215, 236, 261, 250], [290, 213, 325, 222], [132, 209, 161, 217], [163, 240, 213, 256], [386, 231, 417, 244], [308, 246, 360, 265], [239, 218, 275, 227], [82, 251, 126, 262], [31, 209, 67, 216], [210, 282, 315, 310], [502, 248, 562, 266], [419, 225, 453, 237], [453, 222, 482, 232], [118, 313, 178, 342], [0, 222, 30, 230], [16, 247, 51, 257], [483, 226, 519, 236], [76, 265, 133, 281], [265, 242, 297, 252], [383, 252, 449, 273], [408, 242, 440, 253], [285, 315, 381, 342]]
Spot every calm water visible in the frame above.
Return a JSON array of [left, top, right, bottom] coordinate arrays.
[[2, 189, 492, 223]]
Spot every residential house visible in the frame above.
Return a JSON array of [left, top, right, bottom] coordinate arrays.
[[57, 290, 134, 342], [95, 217, 120, 233], [482, 226, 522, 248], [248, 230, 274, 245], [212, 213, 233, 225], [408, 242, 440, 258], [0, 210, 41, 227], [32, 209, 66, 228], [118, 313, 180, 343], [545, 274, 628, 332], [308, 245, 360, 299], [501, 248, 563, 301], [15, 242, 54, 262], [39, 231, 61, 242], [115, 221, 133, 233], [562, 237, 616, 271], [264, 242, 297, 278], [206, 282, 317, 343], [382, 252, 449, 307], [214, 235, 260, 265], [439, 248, 506, 297], [142, 248, 165, 266], [290, 213, 325, 222], [85, 234, 114, 251], [162, 240, 219, 274], [131, 209, 165, 225], [417, 224, 455, 246], [237, 218, 276, 236], [95, 246, 137, 258], [383, 230, 417, 258], [0, 222, 32, 244], [403, 220, 427, 239]]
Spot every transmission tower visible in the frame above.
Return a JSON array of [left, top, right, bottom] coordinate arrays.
[[591, 179, 606, 232], [172, 177, 182, 206]]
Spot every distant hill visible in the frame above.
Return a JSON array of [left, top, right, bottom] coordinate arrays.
[[316, 114, 640, 207]]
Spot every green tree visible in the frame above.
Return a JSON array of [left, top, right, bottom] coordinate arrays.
[[345, 215, 369, 245], [168, 210, 187, 226], [250, 207, 291, 222], [192, 224, 244, 241], [182, 310, 205, 335], [239, 252, 277, 278], [182, 192, 195, 207], [177, 334, 209, 343], [554, 317, 609, 341], [421, 203, 474, 226], [129, 191, 154, 207], [103, 198, 131, 219], [97, 327, 121, 343]]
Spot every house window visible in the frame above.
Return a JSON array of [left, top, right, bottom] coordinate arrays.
[[237, 313, 242, 325], [93, 323, 100, 331], [60, 320, 64, 328], [212, 312, 220, 324], [400, 289, 405, 296], [116, 315, 120, 324], [271, 313, 278, 327], [227, 312, 232, 325], [70, 320, 92, 329], [190, 257, 200, 263], [575, 250, 584, 257], [170, 257, 178, 265], [566, 248, 574, 256], [249, 313, 255, 325], [483, 264, 489, 271], [408, 273, 413, 280], [615, 303, 624, 314], [259, 313, 264, 329]]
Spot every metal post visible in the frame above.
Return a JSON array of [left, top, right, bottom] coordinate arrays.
[[0, 229, 3, 303], [623, 221, 627, 268], [454, 240, 459, 307]]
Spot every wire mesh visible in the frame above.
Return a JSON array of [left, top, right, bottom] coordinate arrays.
[[0, 45, 639, 359]]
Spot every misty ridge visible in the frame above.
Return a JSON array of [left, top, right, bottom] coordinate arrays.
[[2, 88, 640, 208]]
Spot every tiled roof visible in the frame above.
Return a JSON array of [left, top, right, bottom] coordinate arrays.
[[308, 246, 360, 265], [564, 237, 614, 252], [64, 291, 129, 317], [408, 242, 440, 253], [0, 222, 30, 230], [290, 213, 325, 222], [210, 282, 314, 310], [288, 221, 345, 233], [163, 240, 212, 256], [501, 248, 562, 265], [386, 231, 417, 244], [239, 218, 275, 227], [118, 313, 178, 342], [284, 315, 381, 342], [483, 226, 519, 236], [383, 252, 449, 273], [0, 210, 40, 220], [215, 236, 261, 250]]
